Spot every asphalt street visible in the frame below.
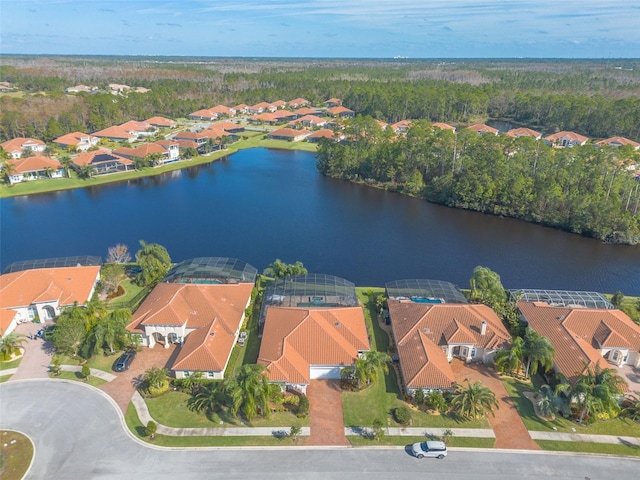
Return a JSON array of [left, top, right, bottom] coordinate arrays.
[[1, 380, 639, 480]]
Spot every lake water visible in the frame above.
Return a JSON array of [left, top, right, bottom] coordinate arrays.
[[1, 148, 639, 294]]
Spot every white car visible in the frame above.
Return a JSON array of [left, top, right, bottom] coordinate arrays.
[[411, 440, 447, 459]]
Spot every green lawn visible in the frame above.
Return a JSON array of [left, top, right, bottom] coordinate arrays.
[[502, 377, 640, 436], [106, 279, 151, 310], [0, 430, 34, 480], [0, 375, 13, 383], [56, 351, 120, 373], [0, 356, 23, 370], [144, 390, 308, 428], [348, 435, 495, 448], [50, 370, 107, 387], [536, 440, 640, 456], [356, 287, 388, 352], [224, 288, 262, 378]]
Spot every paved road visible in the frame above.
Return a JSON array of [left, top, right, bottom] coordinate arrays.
[[1, 380, 638, 480]]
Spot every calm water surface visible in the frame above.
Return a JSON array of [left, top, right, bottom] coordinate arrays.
[[1, 148, 639, 293]]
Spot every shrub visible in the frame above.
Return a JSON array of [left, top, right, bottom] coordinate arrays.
[[414, 388, 425, 406], [393, 405, 412, 425], [148, 378, 170, 397], [145, 420, 157, 439], [297, 395, 309, 418], [81, 364, 91, 379], [371, 419, 385, 441]]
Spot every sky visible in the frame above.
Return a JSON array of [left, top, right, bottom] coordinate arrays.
[[1, 0, 639, 58]]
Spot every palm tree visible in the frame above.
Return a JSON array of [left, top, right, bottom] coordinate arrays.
[[92, 309, 131, 354], [451, 379, 499, 419], [2, 160, 16, 184], [223, 364, 272, 421], [360, 350, 391, 385], [0, 333, 27, 358], [574, 363, 627, 424], [523, 329, 555, 378], [143, 367, 169, 390], [536, 384, 561, 418], [59, 155, 72, 178], [622, 392, 640, 423], [188, 381, 224, 414], [494, 336, 524, 376]]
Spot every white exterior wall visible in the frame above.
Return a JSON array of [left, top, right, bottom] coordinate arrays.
[[175, 370, 223, 380], [309, 365, 343, 379]]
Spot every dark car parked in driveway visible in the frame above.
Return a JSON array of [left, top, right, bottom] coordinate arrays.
[[113, 350, 136, 372]]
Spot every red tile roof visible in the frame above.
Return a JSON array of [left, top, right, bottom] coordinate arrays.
[[189, 109, 218, 119], [0, 266, 101, 309], [8, 156, 62, 174], [268, 128, 311, 139], [545, 131, 589, 144], [128, 283, 253, 374], [72, 149, 133, 167], [1, 137, 45, 153], [389, 301, 510, 390], [432, 122, 456, 131], [327, 106, 354, 116], [113, 143, 167, 159], [0, 309, 18, 337], [145, 116, 177, 128], [506, 127, 542, 139], [288, 98, 309, 107], [307, 129, 335, 139], [92, 126, 137, 140], [467, 123, 499, 135], [293, 107, 321, 116], [596, 136, 640, 149], [258, 307, 370, 384], [517, 301, 640, 384], [119, 120, 153, 132], [53, 131, 98, 147]]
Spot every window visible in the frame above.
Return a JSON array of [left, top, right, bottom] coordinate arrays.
[[207, 371, 215, 379]]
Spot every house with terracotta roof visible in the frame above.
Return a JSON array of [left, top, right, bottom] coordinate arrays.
[[293, 107, 321, 117], [467, 123, 499, 135], [258, 307, 370, 393], [1, 137, 46, 159], [0, 309, 19, 337], [248, 102, 275, 114], [324, 98, 342, 108], [267, 128, 311, 142], [119, 120, 156, 137], [294, 115, 326, 128], [126, 258, 257, 379], [250, 112, 280, 125], [5, 156, 65, 185], [596, 136, 640, 150], [64, 84, 98, 94], [391, 120, 412, 134], [172, 131, 209, 147], [326, 106, 355, 118], [506, 127, 542, 140], [92, 126, 137, 142], [113, 142, 179, 165], [288, 98, 310, 109], [145, 116, 177, 128], [544, 131, 589, 147], [189, 109, 219, 121], [72, 149, 134, 175], [210, 105, 236, 117], [389, 301, 510, 393], [518, 301, 640, 384], [307, 129, 339, 143], [0, 265, 101, 326], [212, 121, 245, 134], [233, 104, 248, 114], [271, 100, 287, 109], [53, 132, 100, 151], [432, 122, 456, 132]]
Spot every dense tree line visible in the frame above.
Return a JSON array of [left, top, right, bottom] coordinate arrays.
[[2, 58, 640, 143], [317, 117, 640, 244]]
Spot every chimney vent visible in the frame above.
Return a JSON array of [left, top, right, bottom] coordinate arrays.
[[480, 321, 487, 335]]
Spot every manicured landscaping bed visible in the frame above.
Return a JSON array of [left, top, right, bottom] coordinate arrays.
[[0, 430, 34, 480], [125, 403, 306, 447], [56, 352, 121, 374], [0, 375, 12, 383], [502, 377, 640, 436], [0, 357, 22, 371], [144, 390, 308, 428]]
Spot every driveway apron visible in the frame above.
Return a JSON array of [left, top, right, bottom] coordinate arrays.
[[305, 379, 350, 446], [451, 360, 540, 450]]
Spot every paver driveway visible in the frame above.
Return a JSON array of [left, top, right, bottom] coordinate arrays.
[[99, 345, 175, 413], [306, 379, 350, 446], [452, 360, 540, 450]]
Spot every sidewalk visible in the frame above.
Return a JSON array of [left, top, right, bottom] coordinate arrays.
[[345, 426, 495, 438], [60, 365, 117, 382], [530, 431, 640, 446]]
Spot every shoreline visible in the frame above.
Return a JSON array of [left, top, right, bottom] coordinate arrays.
[[0, 138, 318, 199]]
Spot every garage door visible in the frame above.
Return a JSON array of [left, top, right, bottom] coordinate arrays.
[[310, 365, 342, 379]]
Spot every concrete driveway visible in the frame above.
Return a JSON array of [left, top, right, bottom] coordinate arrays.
[[2, 380, 639, 480]]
